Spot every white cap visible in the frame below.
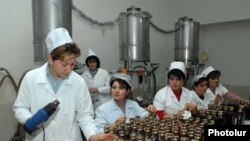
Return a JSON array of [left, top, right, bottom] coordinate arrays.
[[169, 61, 186, 75], [201, 66, 215, 77], [111, 73, 132, 90], [87, 49, 97, 57], [191, 74, 206, 87], [45, 27, 73, 54]]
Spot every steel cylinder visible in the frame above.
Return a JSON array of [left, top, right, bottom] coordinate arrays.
[[174, 17, 200, 68], [32, 0, 72, 63], [119, 6, 151, 62]]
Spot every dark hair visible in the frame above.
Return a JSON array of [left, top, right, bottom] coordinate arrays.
[[50, 43, 81, 61], [110, 78, 131, 90], [110, 78, 133, 98], [85, 56, 100, 68], [192, 77, 208, 89], [167, 69, 186, 81], [207, 70, 221, 79]]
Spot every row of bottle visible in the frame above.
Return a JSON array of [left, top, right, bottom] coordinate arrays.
[[105, 114, 212, 141], [203, 98, 250, 125], [105, 99, 250, 141]]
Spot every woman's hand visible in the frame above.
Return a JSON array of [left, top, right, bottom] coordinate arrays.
[[146, 104, 156, 113], [109, 116, 126, 130], [89, 87, 99, 93], [176, 110, 184, 117], [185, 103, 198, 115], [89, 133, 113, 141], [214, 94, 222, 105]]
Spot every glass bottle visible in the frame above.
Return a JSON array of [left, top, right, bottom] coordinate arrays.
[[215, 110, 224, 125], [236, 105, 245, 125], [228, 106, 235, 125]]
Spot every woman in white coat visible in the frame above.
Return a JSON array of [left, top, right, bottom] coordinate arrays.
[[82, 49, 111, 110], [153, 61, 198, 120], [95, 73, 156, 133], [201, 66, 241, 104], [12, 28, 112, 141], [190, 74, 215, 109]]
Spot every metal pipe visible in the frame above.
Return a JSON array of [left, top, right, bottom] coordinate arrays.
[[0, 67, 18, 93], [128, 65, 147, 72]]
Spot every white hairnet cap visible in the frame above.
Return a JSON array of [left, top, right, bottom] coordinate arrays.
[[201, 66, 215, 77], [191, 74, 206, 87], [169, 61, 186, 74], [111, 73, 132, 90], [87, 49, 97, 57], [46, 27, 73, 54]]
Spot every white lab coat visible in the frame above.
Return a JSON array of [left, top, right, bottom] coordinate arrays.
[[206, 84, 229, 96], [153, 86, 194, 116], [82, 68, 111, 110], [190, 90, 215, 109], [13, 63, 97, 141], [95, 98, 149, 133]]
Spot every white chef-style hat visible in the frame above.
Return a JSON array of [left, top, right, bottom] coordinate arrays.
[[87, 49, 97, 57], [201, 66, 220, 77], [169, 61, 186, 75], [45, 27, 73, 54], [111, 73, 133, 90], [85, 48, 100, 68], [191, 74, 206, 87]]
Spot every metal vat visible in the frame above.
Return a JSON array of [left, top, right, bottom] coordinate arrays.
[[32, 0, 72, 63], [119, 6, 151, 62], [174, 17, 200, 68]]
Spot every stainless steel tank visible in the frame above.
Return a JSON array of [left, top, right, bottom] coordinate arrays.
[[119, 6, 151, 62], [174, 17, 200, 68], [32, 0, 72, 63]]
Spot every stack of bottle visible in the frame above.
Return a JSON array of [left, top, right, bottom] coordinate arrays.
[[209, 98, 250, 125], [105, 114, 211, 141], [104, 99, 250, 141]]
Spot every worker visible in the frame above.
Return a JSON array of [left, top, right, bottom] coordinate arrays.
[[190, 74, 215, 109], [201, 66, 241, 104], [82, 49, 111, 110], [12, 27, 112, 141], [95, 73, 156, 133], [153, 61, 198, 120]]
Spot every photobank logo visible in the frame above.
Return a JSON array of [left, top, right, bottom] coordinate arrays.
[[208, 129, 247, 136], [204, 125, 250, 141]]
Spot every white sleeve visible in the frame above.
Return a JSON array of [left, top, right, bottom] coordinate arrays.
[[76, 79, 97, 140], [153, 88, 165, 111], [95, 106, 107, 133], [219, 84, 229, 95], [12, 75, 32, 124], [97, 70, 110, 93], [134, 101, 149, 117]]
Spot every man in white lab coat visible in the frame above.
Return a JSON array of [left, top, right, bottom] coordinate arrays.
[[13, 27, 112, 141], [82, 49, 111, 110]]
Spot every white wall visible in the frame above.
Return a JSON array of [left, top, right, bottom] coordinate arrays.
[[183, 0, 250, 24], [200, 20, 250, 87]]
